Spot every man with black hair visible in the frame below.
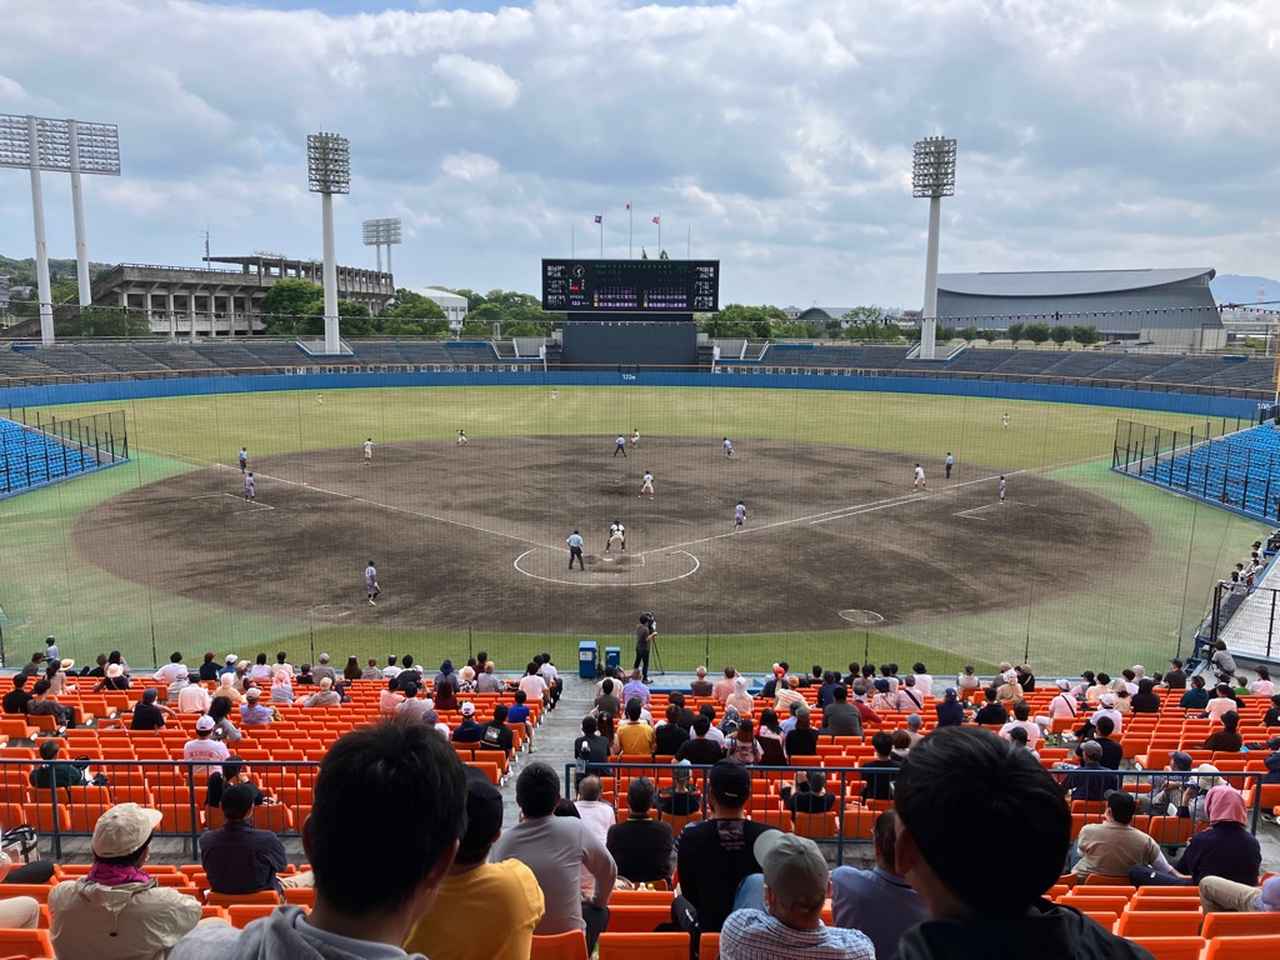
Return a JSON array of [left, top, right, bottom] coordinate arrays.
[[170, 720, 469, 958], [973, 688, 1008, 725], [831, 810, 927, 959], [1073, 791, 1173, 881], [673, 761, 776, 934], [405, 768, 545, 960], [1059, 740, 1120, 801], [677, 715, 725, 764], [493, 762, 615, 950], [861, 732, 900, 801], [480, 703, 515, 758], [199, 782, 287, 896], [822, 685, 862, 736], [656, 704, 691, 756], [607, 778, 674, 885], [2, 674, 32, 715], [30, 738, 92, 789], [891, 727, 1148, 960], [1077, 715, 1123, 770], [1165, 659, 1187, 690]]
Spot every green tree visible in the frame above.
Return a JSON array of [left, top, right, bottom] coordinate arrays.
[[295, 299, 373, 337], [959, 326, 979, 342], [56, 305, 149, 338], [1072, 324, 1100, 345], [700, 304, 775, 339], [379, 290, 448, 336], [1050, 326, 1071, 347], [1024, 323, 1051, 345], [978, 329, 997, 343], [261, 279, 323, 335], [1006, 322, 1025, 343]]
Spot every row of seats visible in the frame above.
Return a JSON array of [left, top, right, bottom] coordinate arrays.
[[0, 417, 106, 495]]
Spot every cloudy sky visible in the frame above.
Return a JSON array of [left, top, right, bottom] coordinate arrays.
[[1, 0, 1277, 307]]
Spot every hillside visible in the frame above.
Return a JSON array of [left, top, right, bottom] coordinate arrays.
[[0, 254, 114, 288], [1211, 273, 1280, 306]]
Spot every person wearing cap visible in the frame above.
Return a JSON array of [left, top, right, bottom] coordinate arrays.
[[239, 687, 274, 726], [1144, 752, 1196, 815], [405, 767, 544, 960], [893, 728, 1148, 960], [492, 762, 615, 951], [50, 803, 202, 960], [312, 653, 337, 686], [452, 702, 486, 743], [1073, 791, 1175, 881], [131, 688, 176, 731], [673, 761, 776, 934], [607, 778, 674, 886], [300, 675, 341, 708], [218, 653, 238, 677], [720, 831, 873, 960], [658, 760, 702, 816], [184, 715, 231, 778], [200, 782, 288, 897], [171, 720, 468, 960], [830, 811, 926, 958]]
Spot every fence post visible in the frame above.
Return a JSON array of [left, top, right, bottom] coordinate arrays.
[[1203, 439, 1212, 499], [186, 761, 200, 859], [1186, 427, 1195, 489], [47, 779, 63, 861], [836, 768, 848, 867], [1153, 428, 1161, 478]]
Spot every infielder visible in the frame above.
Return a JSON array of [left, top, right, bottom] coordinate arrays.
[[606, 520, 626, 552], [630, 428, 640, 448], [614, 435, 627, 458], [639, 470, 655, 499], [365, 561, 380, 605], [999, 475, 1007, 503], [913, 463, 927, 490], [1001, 412, 1010, 430], [363, 438, 374, 464], [723, 437, 735, 457], [734, 501, 747, 530], [238, 447, 248, 473], [457, 429, 468, 446], [566, 530, 585, 570], [243, 471, 256, 502], [945, 452, 955, 480]]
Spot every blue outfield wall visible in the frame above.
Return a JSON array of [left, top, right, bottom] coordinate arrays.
[[0, 369, 1261, 419]]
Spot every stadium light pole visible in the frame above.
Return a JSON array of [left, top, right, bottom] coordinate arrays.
[[0, 114, 120, 344], [912, 135, 957, 361], [308, 132, 350, 354], [362, 217, 401, 277]]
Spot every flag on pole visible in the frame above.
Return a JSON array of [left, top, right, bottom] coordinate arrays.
[[593, 215, 602, 224], [625, 201, 631, 210], [651, 215, 661, 224]]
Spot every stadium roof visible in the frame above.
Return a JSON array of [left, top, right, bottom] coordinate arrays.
[[937, 268, 1215, 298]]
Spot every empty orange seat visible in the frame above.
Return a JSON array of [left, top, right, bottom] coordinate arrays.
[[228, 904, 281, 927], [1116, 912, 1203, 937], [1128, 937, 1204, 960], [700, 933, 720, 960], [604, 905, 671, 933], [1202, 913, 1280, 938], [1202, 934, 1280, 960], [0, 927, 54, 957], [207, 890, 282, 907], [598, 932, 689, 960], [531, 930, 589, 960]]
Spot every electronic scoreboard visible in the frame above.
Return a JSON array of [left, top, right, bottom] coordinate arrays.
[[542, 259, 719, 313]]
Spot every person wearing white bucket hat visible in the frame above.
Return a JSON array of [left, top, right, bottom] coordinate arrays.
[[49, 803, 202, 960]]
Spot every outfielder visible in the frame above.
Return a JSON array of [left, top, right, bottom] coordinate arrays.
[[639, 470, 655, 499], [363, 438, 374, 464], [457, 429, 468, 446], [365, 561, 380, 605], [913, 463, 927, 490], [734, 501, 747, 530], [243, 472, 256, 502], [723, 437, 735, 457]]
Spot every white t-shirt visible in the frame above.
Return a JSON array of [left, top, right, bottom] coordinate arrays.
[[382, 665, 402, 679], [913, 673, 934, 696], [519, 674, 548, 701], [177, 685, 211, 714], [914, 466, 925, 480], [999, 719, 1042, 745], [363, 441, 373, 456], [1049, 693, 1079, 719], [1248, 679, 1275, 697], [153, 662, 188, 685], [1092, 707, 1123, 734], [249, 664, 273, 683], [182, 738, 230, 777]]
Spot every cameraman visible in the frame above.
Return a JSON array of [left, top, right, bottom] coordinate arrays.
[[634, 614, 655, 683]]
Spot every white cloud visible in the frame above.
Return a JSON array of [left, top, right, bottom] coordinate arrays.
[[0, 0, 1277, 306], [440, 151, 501, 180], [431, 53, 520, 110]]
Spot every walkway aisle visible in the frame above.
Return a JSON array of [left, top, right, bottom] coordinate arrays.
[[499, 676, 598, 823]]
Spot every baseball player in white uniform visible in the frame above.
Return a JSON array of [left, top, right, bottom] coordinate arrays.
[[999, 475, 1007, 503], [723, 437, 735, 457], [1001, 412, 1010, 430], [606, 521, 626, 552], [913, 463, 927, 490], [363, 438, 374, 464], [734, 501, 747, 530], [457, 429, 468, 446], [630, 428, 640, 448], [639, 471, 655, 499]]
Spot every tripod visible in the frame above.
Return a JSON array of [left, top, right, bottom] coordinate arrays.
[[648, 630, 665, 678]]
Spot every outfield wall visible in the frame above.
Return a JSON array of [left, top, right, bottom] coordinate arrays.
[[0, 368, 1261, 418]]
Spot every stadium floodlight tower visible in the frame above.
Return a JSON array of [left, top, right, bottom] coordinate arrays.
[[307, 131, 351, 355], [912, 135, 957, 360], [361, 217, 401, 275], [0, 114, 121, 345]]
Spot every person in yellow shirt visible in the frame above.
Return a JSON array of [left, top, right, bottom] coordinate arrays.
[[614, 699, 657, 756], [405, 769, 544, 960]]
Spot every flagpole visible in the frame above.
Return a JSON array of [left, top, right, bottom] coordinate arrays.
[[657, 214, 661, 254], [628, 204, 633, 258], [599, 217, 604, 258], [687, 224, 691, 259]]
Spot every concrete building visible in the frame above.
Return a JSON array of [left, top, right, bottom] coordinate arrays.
[[0, 275, 9, 312], [937, 268, 1224, 349], [87, 255, 395, 337], [421, 288, 468, 333]]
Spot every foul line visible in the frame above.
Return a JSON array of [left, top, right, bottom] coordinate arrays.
[[222, 493, 275, 511], [214, 463, 560, 551]]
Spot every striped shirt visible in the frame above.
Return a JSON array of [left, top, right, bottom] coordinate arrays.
[[720, 909, 873, 960]]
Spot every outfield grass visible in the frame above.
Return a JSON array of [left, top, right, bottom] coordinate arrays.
[[0, 385, 1263, 676]]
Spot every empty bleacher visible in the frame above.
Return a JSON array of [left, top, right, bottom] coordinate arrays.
[[1138, 423, 1280, 520], [0, 416, 116, 497]]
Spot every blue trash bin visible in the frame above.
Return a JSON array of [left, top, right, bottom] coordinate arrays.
[[605, 646, 621, 671], [578, 640, 599, 679]]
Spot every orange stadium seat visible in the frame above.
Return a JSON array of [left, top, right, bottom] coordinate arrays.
[[1129, 937, 1206, 960], [598, 933, 688, 960], [1202, 935, 1280, 960], [531, 931, 588, 960], [1202, 913, 1280, 939]]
